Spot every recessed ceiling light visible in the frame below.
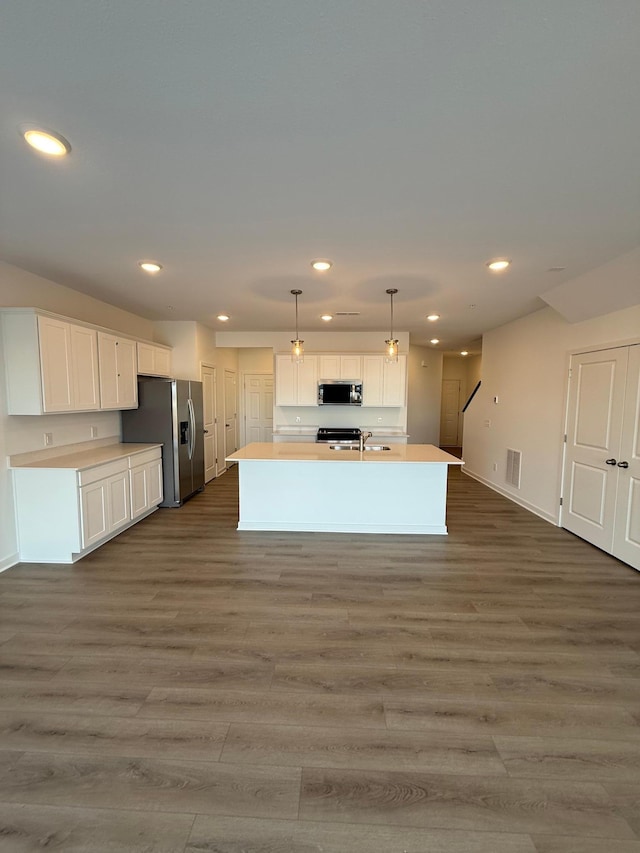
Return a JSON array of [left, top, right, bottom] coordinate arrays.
[[460, 351, 469, 356], [486, 258, 511, 272], [320, 314, 333, 322], [217, 314, 230, 322], [426, 314, 440, 322], [430, 338, 440, 345], [21, 127, 71, 157], [138, 261, 163, 273], [311, 259, 332, 272]]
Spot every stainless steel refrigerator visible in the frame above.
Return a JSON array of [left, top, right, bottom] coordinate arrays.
[[122, 378, 205, 507]]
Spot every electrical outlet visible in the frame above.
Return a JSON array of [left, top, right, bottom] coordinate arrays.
[[483, 419, 491, 428], [295, 416, 301, 423], [90, 426, 98, 438], [43, 432, 53, 447], [377, 417, 383, 423]]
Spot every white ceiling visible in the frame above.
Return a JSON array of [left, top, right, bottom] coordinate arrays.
[[1, 1, 639, 352]]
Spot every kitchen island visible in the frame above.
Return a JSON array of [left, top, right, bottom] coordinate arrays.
[[225, 442, 463, 534]]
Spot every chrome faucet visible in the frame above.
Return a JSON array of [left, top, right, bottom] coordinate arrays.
[[358, 431, 373, 452]]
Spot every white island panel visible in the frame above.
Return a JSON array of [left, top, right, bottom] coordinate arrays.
[[237, 460, 448, 534], [227, 443, 462, 535]]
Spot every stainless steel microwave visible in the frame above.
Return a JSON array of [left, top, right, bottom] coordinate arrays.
[[318, 381, 363, 406]]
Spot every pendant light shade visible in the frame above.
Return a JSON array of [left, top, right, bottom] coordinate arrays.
[[290, 289, 304, 363], [385, 288, 399, 363]]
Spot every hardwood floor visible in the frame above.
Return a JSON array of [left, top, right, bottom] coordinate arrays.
[[0, 464, 639, 852]]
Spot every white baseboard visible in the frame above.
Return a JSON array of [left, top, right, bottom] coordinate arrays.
[[237, 521, 448, 534], [463, 468, 559, 526], [0, 552, 19, 573]]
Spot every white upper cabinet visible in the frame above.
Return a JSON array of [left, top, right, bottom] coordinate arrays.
[[1, 309, 172, 415], [276, 352, 406, 408], [98, 333, 138, 410], [71, 324, 101, 411], [319, 354, 362, 380], [275, 355, 318, 406], [382, 355, 407, 407], [362, 354, 407, 407], [1, 311, 101, 414], [137, 341, 172, 377]]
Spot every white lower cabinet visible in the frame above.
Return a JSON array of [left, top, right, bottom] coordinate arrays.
[[12, 445, 163, 563], [80, 468, 131, 548], [130, 450, 164, 520]]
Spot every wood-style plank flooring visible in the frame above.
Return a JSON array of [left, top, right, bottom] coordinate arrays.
[[1, 464, 639, 852]]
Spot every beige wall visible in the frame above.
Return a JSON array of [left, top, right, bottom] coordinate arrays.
[[0, 262, 154, 339], [463, 303, 640, 522], [407, 346, 443, 444], [238, 348, 273, 373]]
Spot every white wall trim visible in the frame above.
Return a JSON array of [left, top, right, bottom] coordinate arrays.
[[462, 468, 559, 526], [0, 553, 19, 572]]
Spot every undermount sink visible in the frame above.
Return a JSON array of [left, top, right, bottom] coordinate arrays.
[[329, 444, 391, 451]]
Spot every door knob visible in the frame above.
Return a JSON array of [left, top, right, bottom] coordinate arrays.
[[605, 458, 617, 465], [204, 429, 209, 434], [617, 461, 629, 468]]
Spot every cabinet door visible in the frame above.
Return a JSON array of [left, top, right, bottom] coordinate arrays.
[[116, 338, 138, 408], [319, 355, 341, 380], [130, 465, 149, 519], [80, 480, 109, 548], [137, 342, 155, 375], [107, 471, 131, 533], [275, 355, 298, 406], [70, 325, 100, 410], [362, 356, 383, 407], [297, 356, 318, 406], [382, 355, 407, 406], [154, 347, 172, 377], [341, 355, 362, 380], [98, 333, 119, 409], [147, 458, 164, 507], [38, 316, 74, 412]]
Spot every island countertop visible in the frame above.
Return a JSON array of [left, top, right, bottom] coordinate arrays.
[[226, 442, 462, 465]]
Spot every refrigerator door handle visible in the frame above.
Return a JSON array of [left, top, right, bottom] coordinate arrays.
[[187, 396, 195, 461]]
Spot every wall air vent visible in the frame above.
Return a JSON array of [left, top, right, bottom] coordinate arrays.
[[334, 312, 361, 316], [506, 448, 522, 489]]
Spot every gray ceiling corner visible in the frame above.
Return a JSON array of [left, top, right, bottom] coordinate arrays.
[[1, 0, 639, 351]]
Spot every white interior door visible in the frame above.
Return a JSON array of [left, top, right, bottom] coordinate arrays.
[[243, 374, 274, 444], [201, 364, 218, 483], [612, 344, 640, 569], [440, 379, 461, 446], [224, 369, 237, 464], [562, 348, 627, 551]]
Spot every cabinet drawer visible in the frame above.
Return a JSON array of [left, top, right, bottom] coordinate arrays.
[[128, 447, 161, 468], [78, 458, 128, 486]]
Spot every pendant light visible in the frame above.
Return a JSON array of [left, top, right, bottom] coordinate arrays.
[[290, 289, 304, 363], [384, 288, 399, 362]]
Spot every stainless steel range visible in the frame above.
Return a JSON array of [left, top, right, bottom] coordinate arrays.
[[316, 427, 361, 444]]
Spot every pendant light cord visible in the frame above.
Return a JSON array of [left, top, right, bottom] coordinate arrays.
[[386, 288, 398, 339]]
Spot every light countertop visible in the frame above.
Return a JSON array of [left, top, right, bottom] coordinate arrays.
[[10, 442, 162, 471], [227, 442, 462, 465]]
